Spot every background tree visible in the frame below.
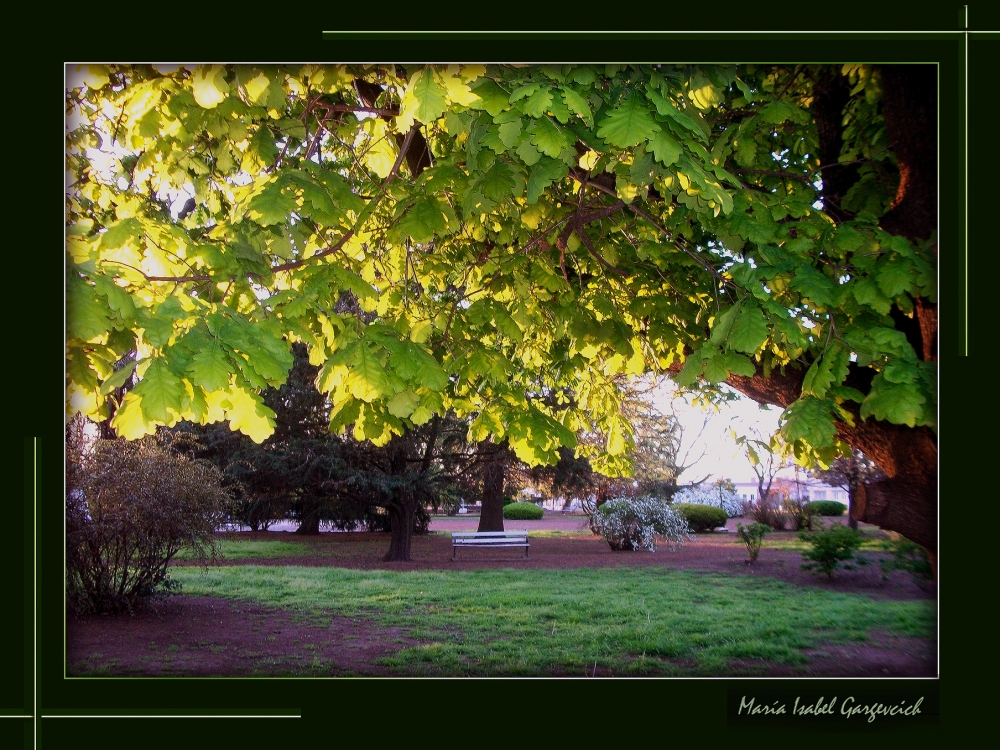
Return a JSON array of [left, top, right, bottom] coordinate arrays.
[[810, 448, 886, 530], [621, 378, 710, 501], [65, 63, 937, 564], [737, 429, 792, 529]]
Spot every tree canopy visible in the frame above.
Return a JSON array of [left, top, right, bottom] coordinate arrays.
[[65, 63, 937, 556]]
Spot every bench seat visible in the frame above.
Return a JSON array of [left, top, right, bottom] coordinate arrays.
[[451, 531, 530, 559]]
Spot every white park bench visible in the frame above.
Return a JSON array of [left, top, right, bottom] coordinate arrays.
[[451, 531, 530, 560]]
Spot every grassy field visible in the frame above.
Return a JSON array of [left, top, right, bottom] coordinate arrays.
[[170, 564, 935, 676]]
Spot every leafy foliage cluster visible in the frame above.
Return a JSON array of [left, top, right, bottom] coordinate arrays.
[[66, 63, 933, 470], [591, 496, 692, 552], [672, 503, 728, 532], [66, 435, 230, 613], [502, 501, 544, 520], [672, 479, 742, 517]]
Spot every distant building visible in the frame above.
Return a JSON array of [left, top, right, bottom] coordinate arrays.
[[732, 478, 848, 505]]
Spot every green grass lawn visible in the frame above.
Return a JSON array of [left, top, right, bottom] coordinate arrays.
[[170, 564, 935, 676], [174, 539, 318, 560]]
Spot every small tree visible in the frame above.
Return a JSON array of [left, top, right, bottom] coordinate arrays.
[[735, 430, 792, 530], [66, 436, 231, 614]]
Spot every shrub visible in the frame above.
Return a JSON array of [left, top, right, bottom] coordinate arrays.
[[804, 500, 847, 517], [672, 503, 728, 533], [879, 535, 934, 582], [592, 496, 692, 552], [673, 482, 743, 517], [66, 437, 231, 614], [799, 525, 867, 579], [749, 494, 787, 530], [502, 494, 516, 507], [782, 497, 814, 532], [503, 501, 544, 520], [736, 522, 769, 562]]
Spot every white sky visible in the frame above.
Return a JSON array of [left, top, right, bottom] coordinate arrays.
[[652, 381, 783, 484]]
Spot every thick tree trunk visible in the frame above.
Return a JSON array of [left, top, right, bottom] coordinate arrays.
[[383, 499, 416, 562], [478, 452, 507, 533], [295, 504, 321, 535]]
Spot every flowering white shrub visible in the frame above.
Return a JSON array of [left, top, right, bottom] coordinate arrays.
[[673, 483, 743, 517], [591, 496, 693, 552]]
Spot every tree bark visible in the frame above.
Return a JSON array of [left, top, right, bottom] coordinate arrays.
[[294, 502, 321, 535], [383, 498, 417, 562], [477, 440, 510, 532]]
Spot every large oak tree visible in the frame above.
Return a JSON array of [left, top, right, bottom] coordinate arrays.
[[66, 64, 936, 562]]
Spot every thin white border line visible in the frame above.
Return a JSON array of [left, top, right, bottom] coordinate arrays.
[[0, 716, 34, 719], [965, 6, 969, 355], [42, 715, 300, 719]]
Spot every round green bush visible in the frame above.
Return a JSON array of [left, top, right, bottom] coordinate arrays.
[[503, 501, 544, 520], [804, 500, 847, 517], [672, 503, 728, 533]]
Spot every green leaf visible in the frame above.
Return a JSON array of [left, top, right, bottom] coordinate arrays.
[[345, 344, 390, 402], [560, 87, 593, 126], [98, 359, 139, 396], [407, 68, 448, 125], [497, 118, 523, 149], [469, 78, 510, 116], [709, 302, 742, 346], [386, 389, 421, 418], [851, 278, 892, 315], [526, 157, 568, 204], [781, 396, 837, 448], [597, 92, 660, 148], [521, 87, 554, 118], [67, 275, 110, 342], [187, 346, 233, 392], [528, 117, 571, 158], [801, 342, 849, 399], [728, 302, 769, 354], [133, 358, 184, 422], [649, 130, 682, 166], [397, 197, 455, 243], [191, 65, 229, 109], [99, 218, 143, 250], [875, 256, 914, 297], [476, 160, 519, 202], [515, 137, 542, 166], [246, 180, 297, 226], [860, 375, 927, 427], [644, 86, 707, 142]]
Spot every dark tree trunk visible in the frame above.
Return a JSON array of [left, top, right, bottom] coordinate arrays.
[[383, 498, 416, 562], [295, 503, 321, 535], [478, 451, 507, 532]]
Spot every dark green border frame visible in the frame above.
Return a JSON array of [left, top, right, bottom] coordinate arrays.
[[20, 9, 986, 744]]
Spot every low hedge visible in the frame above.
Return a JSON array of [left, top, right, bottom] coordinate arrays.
[[503, 502, 544, 520], [804, 500, 847, 517], [672, 503, 728, 533]]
